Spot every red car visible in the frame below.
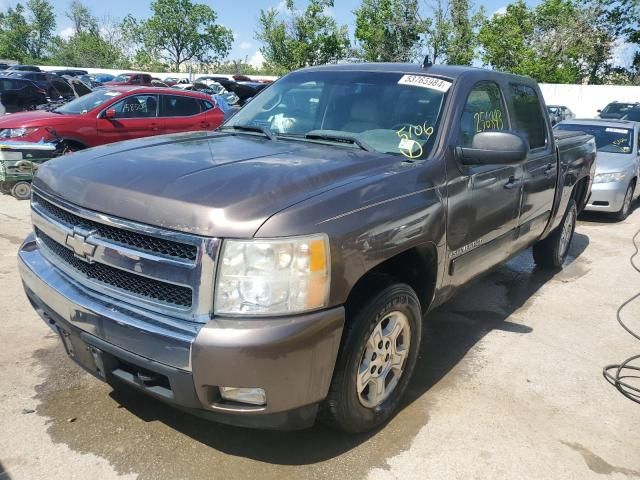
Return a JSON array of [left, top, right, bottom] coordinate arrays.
[[0, 86, 224, 150], [104, 73, 153, 86]]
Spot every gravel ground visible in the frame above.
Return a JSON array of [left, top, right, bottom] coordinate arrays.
[[1, 193, 639, 480]]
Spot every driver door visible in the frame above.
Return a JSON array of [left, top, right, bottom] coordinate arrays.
[[96, 94, 160, 143], [446, 81, 524, 286]]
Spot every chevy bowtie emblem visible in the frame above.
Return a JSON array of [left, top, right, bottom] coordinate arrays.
[[65, 230, 97, 263]]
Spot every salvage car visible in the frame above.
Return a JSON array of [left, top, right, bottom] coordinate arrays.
[[18, 63, 595, 433], [104, 73, 153, 86], [0, 86, 224, 150], [556, 119, 638, 220], [0, 76, 47, 112], [597, 101, 638, 119], [0, 140, 58, 199]]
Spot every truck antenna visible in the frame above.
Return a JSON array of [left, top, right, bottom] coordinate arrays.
[[422, 55, 432, 68]]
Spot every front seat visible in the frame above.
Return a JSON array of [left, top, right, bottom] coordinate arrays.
[[342, 98, 380, 133]]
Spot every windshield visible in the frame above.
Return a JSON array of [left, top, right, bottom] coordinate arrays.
[[224, 70, 450, 158], [55, 89, 122, 114], [621, 109, 640, 122], [556, 123, 633, 154], [113, 74, 132, 82], [602, 103, 635, 115]]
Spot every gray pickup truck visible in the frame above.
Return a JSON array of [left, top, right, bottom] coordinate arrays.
[[18, 64, 596, 433]]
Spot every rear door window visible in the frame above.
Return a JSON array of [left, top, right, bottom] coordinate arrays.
[[459, 81, 507, 147], [509, 84, 547, 149], [160, 95, 201, 117]]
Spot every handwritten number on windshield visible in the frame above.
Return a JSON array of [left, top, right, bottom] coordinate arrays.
[[396, 123, 434, 159]]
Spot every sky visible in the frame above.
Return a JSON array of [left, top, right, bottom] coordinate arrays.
[[0, 0, 521, 67]]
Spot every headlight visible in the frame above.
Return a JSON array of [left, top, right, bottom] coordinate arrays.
[[0, 127, 37, 138], [594, 172, 626, 183], [214, 234, 330, 316]]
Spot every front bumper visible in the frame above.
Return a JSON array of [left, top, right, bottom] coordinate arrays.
[[584, 180, 628, 213], [19, 234, 345, 429]]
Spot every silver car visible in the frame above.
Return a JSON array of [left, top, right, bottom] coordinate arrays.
[[555, 119, 639, 220]]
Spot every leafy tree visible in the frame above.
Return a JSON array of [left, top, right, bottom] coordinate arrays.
[[66, 0, 97, 35], [353, 0, 423, 62], [25, 0, 56, 58], [256, 0, 350, 70], [0, 4, 31, 61], [123, 0, 233, 71], [50, 31, 130, 68], [446, 0, 484, 65], [423, 0, 450, 64]]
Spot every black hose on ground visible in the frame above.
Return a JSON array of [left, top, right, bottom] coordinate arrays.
[[603, 227, 640, 403]]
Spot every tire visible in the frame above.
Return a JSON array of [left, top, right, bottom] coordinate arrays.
[[612, 182, 634, 221], [10, 181, 31, 200], [322, 280, 422, 433], [533, 198, 577, 268]]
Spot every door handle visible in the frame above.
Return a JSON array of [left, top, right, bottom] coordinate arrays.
[[544, 163, 555, 175], [150, 122, 159, 131], [504, 176, 520, 189], [200, 122, 211, 129]]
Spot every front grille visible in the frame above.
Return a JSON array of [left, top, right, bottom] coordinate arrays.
[[33, 194, 198, 261], [36, 228, 193, 308]]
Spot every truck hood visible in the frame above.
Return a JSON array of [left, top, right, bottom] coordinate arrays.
[[33, 131, 392, 237], [595, 151, 637, 174]]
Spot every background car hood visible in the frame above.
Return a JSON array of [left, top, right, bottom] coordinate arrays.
[[595, 151, 638, 174], [33, 131, 393, 237], [0, 110, 71, 127]]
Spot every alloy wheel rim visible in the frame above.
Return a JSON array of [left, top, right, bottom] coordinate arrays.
[[357, 311, 411, 408], [559, 207, 575, 257]]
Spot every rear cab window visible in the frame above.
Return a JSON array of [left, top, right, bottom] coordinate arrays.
[[509, 83, 547, 150]]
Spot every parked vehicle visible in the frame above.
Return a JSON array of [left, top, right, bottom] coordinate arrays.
[[50, 69, 88, 77], [0, 77, 47, 112], [164, 77, 189, 86], [6, 65, 41, 72], [90, 73, 115, 84], [547, 105, 574, 125], [18, 64, 595, 433], [556, 119, 638, 220], [0, 63, 10, 71], [104, 73, 153, 86], [6, 72, 89, 101], [151, 78, 169, 87], [0, 86, 223, 149], [620, 106, 640, 122], [78, 74, 102, 89], [597, 102, 638, 119], [0, 140, 58, 199]]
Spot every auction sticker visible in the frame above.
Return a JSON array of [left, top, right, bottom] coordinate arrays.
[[606, 128, 628, 134], [398, 75, 452, 92]]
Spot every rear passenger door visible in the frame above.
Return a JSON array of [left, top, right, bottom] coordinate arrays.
[[159, 95, 209, 134], [508, 83, 557, 240]]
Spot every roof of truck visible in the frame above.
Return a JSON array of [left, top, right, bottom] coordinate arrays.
[[559, 119, 638, 128]]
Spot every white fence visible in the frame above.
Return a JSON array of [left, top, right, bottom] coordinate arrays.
[[539, 83, 640, 119]]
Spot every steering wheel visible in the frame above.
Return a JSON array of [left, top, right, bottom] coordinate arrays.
[[260, 93, 282, 113]]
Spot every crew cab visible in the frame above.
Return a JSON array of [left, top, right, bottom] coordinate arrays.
[[104, 73, 153, 86], [0, 86, 224, 150], [18, 64, 595, 433]]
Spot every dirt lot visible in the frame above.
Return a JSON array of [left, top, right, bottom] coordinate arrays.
[[1, 193, 639, 480]]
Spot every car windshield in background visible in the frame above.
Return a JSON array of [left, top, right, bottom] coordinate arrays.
[[621, 109, 640, 122], [556, 123, 633, 154], [224, 70, 450, 158], [113, 74, 132, 82], [55, 90, 122, 114], [602, 103, 635, 115]]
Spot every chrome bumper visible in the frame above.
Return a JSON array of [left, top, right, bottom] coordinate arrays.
[[585, 181, 628, 213], [19, 233, 345, 424]]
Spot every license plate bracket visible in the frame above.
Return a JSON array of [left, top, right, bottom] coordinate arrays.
[[56, 325, 107, 381]]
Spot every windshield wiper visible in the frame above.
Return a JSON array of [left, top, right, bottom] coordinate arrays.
[[304, 130, 374, 152], [219, 124, 275, 141]]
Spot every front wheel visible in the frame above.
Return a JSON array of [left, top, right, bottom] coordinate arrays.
[[612, 182, 634, 221], [323, 281, 422, 432], [10, 181, 31, 200], [533, 199, 577, 268]]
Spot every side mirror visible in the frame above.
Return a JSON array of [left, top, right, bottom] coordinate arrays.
[[103, 108, 116, 119], [457, 131, 529, 165], [597, 109, 601, 113]]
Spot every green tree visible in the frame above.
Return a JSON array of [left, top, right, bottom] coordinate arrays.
[[0, 1, 56, 61], [66, 0, 97, 35], [446, 0, 484, 65], [50, 31, 130, 68], [0, 4, 31, 61], [353, 0, 423, 62], [123, 0, 233, 71], [256, 0, 350, 70], [423, 0, 450, 64], [25, 0, 56, 58]]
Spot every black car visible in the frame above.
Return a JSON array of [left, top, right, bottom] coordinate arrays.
[[0, 63, 10, 71], [6, 65, 41, 72], [0, 76, 47, 112], [195, 76, 266, 104], [598, 102, 639, 119], [6, 72, 86, 100], [50, 69, 88, 77]]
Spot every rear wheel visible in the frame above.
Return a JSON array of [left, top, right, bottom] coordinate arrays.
[[533, 199, 577, 268], [323, 280, 421, 432], [612, 182, 634, 221], [10, 181, 31, 200]]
